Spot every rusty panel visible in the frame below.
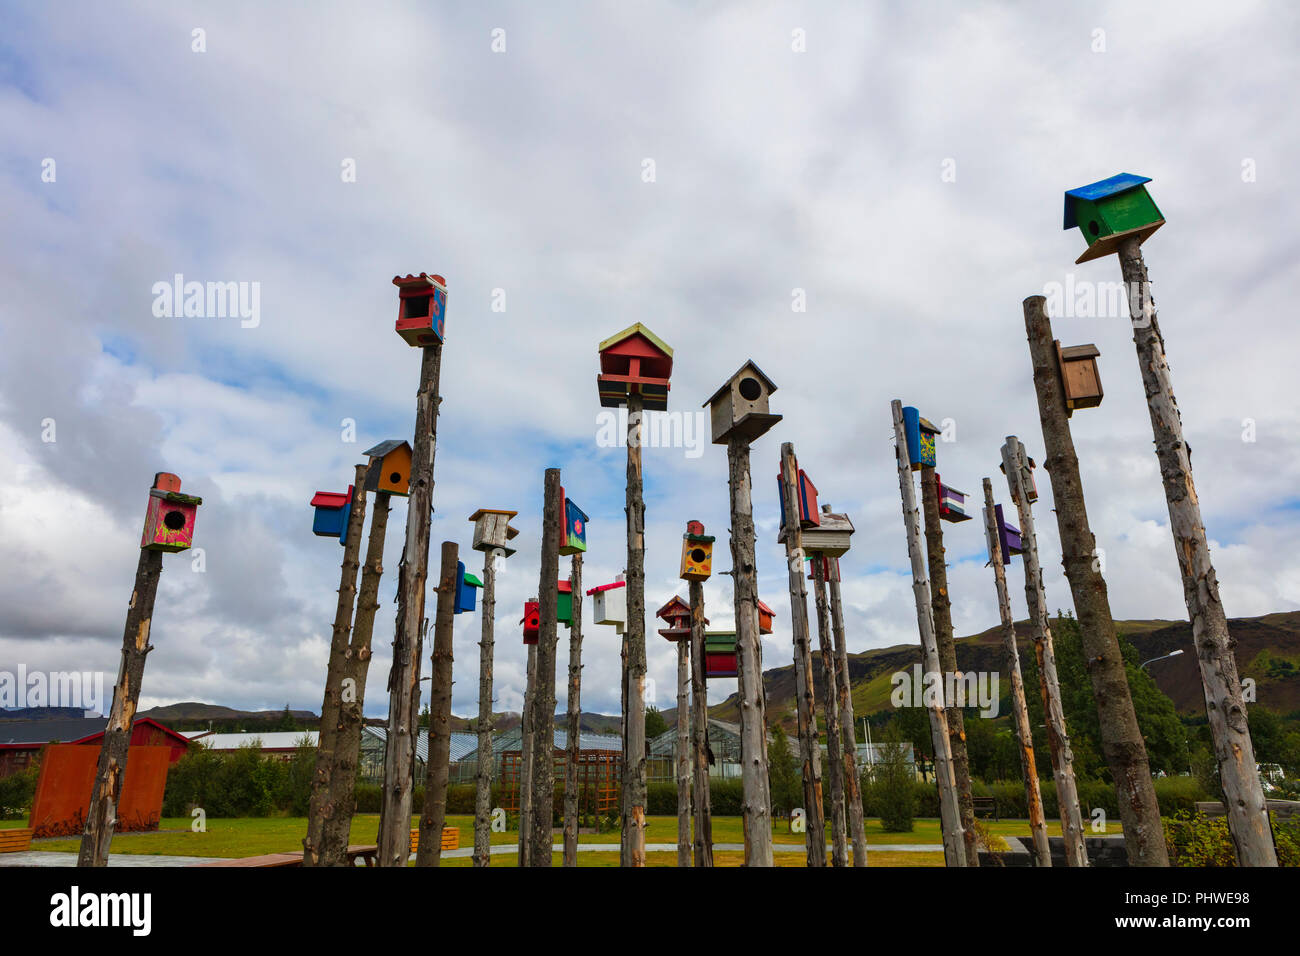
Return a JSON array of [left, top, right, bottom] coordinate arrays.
[[29, 745, 171, 837]]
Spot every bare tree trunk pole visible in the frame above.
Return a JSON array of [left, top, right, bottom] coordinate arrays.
[[778, 442, 826, 867], [1117, 240, 1276, 866], [981, 478, 1051, 867], [518, 641, 536, 867], [619, 623, 629, 866], [1002, 436, 1088, 867], [623, 396, 648, 867], [811, 557, 848, 867], [726, 435, 773, 867], [919, 466, 980, 867], [688, 578, 714, 867], [416, 542, 459, 866], [826, 555, 867, 867], [473, 546, 498, 868], [673, 637, 691, 867], [1022, 294, 1170, 866], [378, 343, 442, 866], [889, 400, 967, 867], [562, 554, 584, 867], [78, 548, 164, 867], [528, 468, 563, 866]]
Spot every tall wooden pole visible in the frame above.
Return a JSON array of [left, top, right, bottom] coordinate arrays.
[[1117, 240, 1276, 866], [674, 636, 691, 867], [303, 464, 369, 867], [1002, 436, 1088, 867], [378, 343, 442, 866], [623, 396, 648, 867], [981, 478, 1051, 868], [518, 639, 536, 866], [826, 548, 867, 867], [529, 468, 562, 866], [688, 579, 714, 867], [1023, 294, 1169, 865], [778, 442, 826, 867], [473, 545, 499, 867], [563, 554, 584, 867], [726, 436, 773, 866], [919, 466, 980, 866], [416, 541, 459, 866], [890, 400, 966, 867], [810, 557, 848, 867], [78, 548, 164, 866]]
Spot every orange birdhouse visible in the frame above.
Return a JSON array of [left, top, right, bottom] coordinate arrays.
[[141, 472, 201, 553], [597, 323, 673, 411], [680, 519, 715, 581], [757, 599, 775, 635], [363, 440, 412, 497]]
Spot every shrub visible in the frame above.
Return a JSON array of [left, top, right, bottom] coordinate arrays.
[[871, 724, 916, 832], [0, 762, 40, 818]]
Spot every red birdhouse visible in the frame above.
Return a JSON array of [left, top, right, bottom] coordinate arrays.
[[393, 273, 447, 347], [141, 472, 201, 553], [521, 599, 540, 644], [655, 595, 694, 642], [597, 323, 673, 411], [757, 599, 776, 635]]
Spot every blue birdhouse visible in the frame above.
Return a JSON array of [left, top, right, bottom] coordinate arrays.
[[559, 498, 589, 557], [311, 487, 354, 543], [1063, 173, 1164, 264], [455, 561, 483, 614], [902, 407, 939, 471]]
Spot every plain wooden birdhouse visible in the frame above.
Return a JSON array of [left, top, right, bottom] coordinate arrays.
[[455, 561, 483, 615], [596, 323, 673, 411], [521, 599, 540, 644], [680, 519, 714, 581], [586, 576, 627, 628], [704, 632, 738, 679], [311, 486, 353, 542], [902, 406, 940, 471], [468, 508, 520, 556], [363, 440, 413, 497], [141, 472, 201, 553], [655, 595, 692, 642], [703, 360, 782, 445], [1055, 341, 1104, 415], [393, 273, 448, 347], [1063, 173, 1164, 264]]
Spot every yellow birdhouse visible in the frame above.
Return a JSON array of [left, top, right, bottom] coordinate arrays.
[[680, 519, 714, 581]]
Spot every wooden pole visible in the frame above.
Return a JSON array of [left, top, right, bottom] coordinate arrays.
[[1116, 239, 1276, 866], [378, 343, 442, 866], [529, 468, 562, 866], [303, 464, 369, 867], [810, 556, 848, 867], [889, 400, 966, 867], [726, 436, 773, 867], [672, 635, 691, 867], [1022, 294, 1170, 865], [518, 639, 536, 867], [623, 396, 648, 867], [778, 441, 826, 867], [416, 541, 459, 866], [563, 554, 584, 867], [473, 545, 499, 868], [824, 538, 867, 867], [688, 578, 714, 867], [78, 548, 164, 867], [981, 478, 1051, 868], [919, 465, 980, 866], [1001, 436, 1088, 867]]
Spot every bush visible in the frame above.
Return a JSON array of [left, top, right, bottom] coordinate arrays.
[[871, 725, 916, 832], [0, 763, 40, 818]]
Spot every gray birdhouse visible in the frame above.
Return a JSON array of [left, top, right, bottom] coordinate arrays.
[[469, 508, 520, 556], [703, 360, 782, 445]]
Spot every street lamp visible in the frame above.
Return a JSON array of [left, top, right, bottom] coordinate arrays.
[[1139, 649, 1184, 672]]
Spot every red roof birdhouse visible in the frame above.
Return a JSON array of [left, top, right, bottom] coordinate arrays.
[[393, 273, 447, 347], [597, 323, 673, 411], [587, 576, 627, 629], [521, 599, 540, 644], [655, 595, 693, 642], [680, 520, 714, 581], [141, 472, 201, 553]]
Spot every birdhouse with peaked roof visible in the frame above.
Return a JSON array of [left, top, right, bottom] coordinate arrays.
[[776, 467, 820, 531], [455, 561, 483, 615], [705, 632, 738, 679], [1055, 341, 1104, 415], [142, 472, 201, 553], [935, 475, 972, 523], [757, 599, 775, 635], [311, 486, 353, 541], [393, 273, 448, 346], [680, 520, 714, 581], [800, 510, 853, 557], [655, 595, 693, 642], [902, 407, 940, 471], [597, 323, 673, 411], [993, 504, 1024, 565], [469, 508, 520, 556], [1063, 173, 1164, 264], [587, 576, 627, 629], [559, 497, 589, 557], [704, 360, 782, 445], [363, 440, 412, 497], [521, 599, 540, 644]]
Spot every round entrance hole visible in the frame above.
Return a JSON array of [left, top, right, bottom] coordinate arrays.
[[390, 472, 402, 484], [737, 376, 763, 401], [690, 548, 707, 563], [163, 510, 187, 531], [1087, 220, 1100, 236]]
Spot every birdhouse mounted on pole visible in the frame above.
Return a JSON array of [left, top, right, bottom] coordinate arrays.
[[393, 273, 448, 346], [776, 467, 820, 530], [756, 599, 775, 635], [1063, 173, 1164, 264], [704, 632, 738, 679], [559, 496, 589, 557], [469, 508, 520, 556], [680, 520, 715, 581], [596, 323, 673, 411], [655, 595, 693, 642], [993, 504, 1024, 565], [362, 440, 413, 497], [455, 561, 483, 615], [557, 580, 574, 627], [935, 475, 972, 522], [703, 360, 782, 444], [1055, 341, 1104, 415], [799, 510, 854, 556], [141, 472, 201, 552], [521, 599, 540, 644], [587, 576, 627, 630], [902, 407, 940, 471], [311, 486, 353, 543]]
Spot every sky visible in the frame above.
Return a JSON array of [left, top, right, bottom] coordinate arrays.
[[1, 1, 1297, 723]]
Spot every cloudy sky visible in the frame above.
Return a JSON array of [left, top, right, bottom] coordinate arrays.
[[2, 1, 1297, 722]]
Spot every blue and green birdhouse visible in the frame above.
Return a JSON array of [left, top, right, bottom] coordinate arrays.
[[1063, 173, 1164, 264], [455, 561, 483, 614]]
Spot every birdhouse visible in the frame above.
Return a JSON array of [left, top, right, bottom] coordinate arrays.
[[587, 577, 627, 628], [655, 595, 692, 642], [902, 407, 940, 471], [776, 467, 820, 532], [1063, 173, 1164, 264], [703, 360, 782, 445], [935, 475, 972, 523], [800, 510, 853, 557], [557, 580, 574, 627], [559, 497, 589, 557], [705, 632, 738, 680], [757, 599, 775, 635], [455, 561, 483, 615], [311, 486, 353, 540], [680, 520, 714, 581], [363, 440, 413, 497], [999, 451, 1039, 503], [468, 508, 520, 556], [596, 323, 673, 411], [521, 600, 540, 644], [994, 505, 1024, 565], [393, 273, 448, 346], [1055, 341, 1104, 416], [141, 472, 201, 553]]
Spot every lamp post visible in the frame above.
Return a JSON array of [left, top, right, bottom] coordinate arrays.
[[1139, 649, 1184, 672]]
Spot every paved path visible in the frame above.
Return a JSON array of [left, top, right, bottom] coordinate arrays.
[[0, 851, 224, 867]]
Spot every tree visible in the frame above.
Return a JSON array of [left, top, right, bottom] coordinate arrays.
[[767, 725, 800, 816], [874, 722, 915, 833], [645, 706, 668, 741], [276, 704, 295, 731]]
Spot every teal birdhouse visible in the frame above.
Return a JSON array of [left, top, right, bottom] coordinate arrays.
[[1063, 173, 1164, 264], [455, 561, 482, 614]]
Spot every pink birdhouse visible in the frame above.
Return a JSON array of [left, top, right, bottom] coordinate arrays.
[[141, 472, 201, 553]]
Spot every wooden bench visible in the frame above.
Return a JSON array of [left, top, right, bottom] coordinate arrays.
[[972, 796, 999, 821], [195, 852, 303, 867], [0, 828, 33, 853], [346, 844, 378, 867], [409, 827, 460, 854]]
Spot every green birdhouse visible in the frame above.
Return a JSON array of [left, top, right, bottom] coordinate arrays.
[[1063, 173, 1164, 264]]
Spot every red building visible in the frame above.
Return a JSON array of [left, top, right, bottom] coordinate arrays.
[[0, 717, 191, 778]]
